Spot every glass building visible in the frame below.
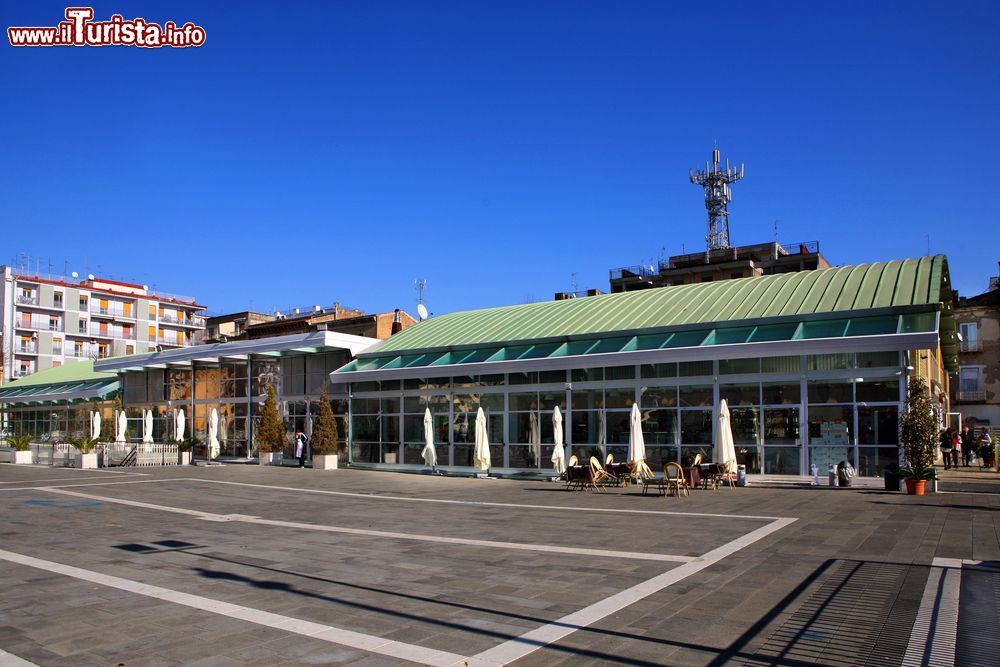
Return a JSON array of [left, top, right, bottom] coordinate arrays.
[[331, 257, 958, 477]]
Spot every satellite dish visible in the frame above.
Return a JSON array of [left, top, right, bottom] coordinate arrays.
[[71, 271, 79, 278], [87, 274, 95, 280], [417, 303, 429, 320]]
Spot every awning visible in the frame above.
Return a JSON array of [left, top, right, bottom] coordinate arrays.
[[0, 379, 120, 405]]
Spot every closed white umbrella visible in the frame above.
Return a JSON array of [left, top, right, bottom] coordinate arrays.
[[421, 408, 437, 468], [142, 409, 154, 443], [550, 406, 565, 473], [714, 399, 738, 475], [91, 412, 101, 440], [628, 403, 645, 465], [529, 410, 540, 467], [176, 409, 186, 441], [115, 411, 128, 445], [473, 407, 490, 472], [208, 408, 220, 459]]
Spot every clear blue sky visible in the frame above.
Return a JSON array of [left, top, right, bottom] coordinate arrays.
[[3, 1, 998, 316]]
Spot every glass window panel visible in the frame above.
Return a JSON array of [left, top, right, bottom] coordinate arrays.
[[352, 415, 379, 442], [561, 340, 597, 356], [846, 316, 899, 336], [382, 415, 399, 443], [678, 360, 713, 377], [730, 407, 760, 444], [719, 358, 761, 375], [858, 447, 899, 477], [808, 380, 853, 404], [762, 383, 801, 405], [720, 383, 759, 406], [808, 353, 853, 371], [571, 390, 603, 410], [801, 319, 849, 339], [539, 390, 566, 411], [808, 406, 852, 445], [604, 366, 635, 380], [352, 381, 380, 393], [539, 370, 566, 384], [570, 410, 602, 445], [478, 373, 505, 386], [353, 397, 380, 413], [510, 392, 538, 412], [587, 337, 631, 354], [641, 409, 677, 445], [452, 394, 480, 413], [762, 356, 801, 373], [644, 446, 678, 471], [508, 371, 537, 385], [750, 323, 800, 342], [856, 351, 899, 368], [640, 386, 677, 408], [381, 397, 400, 414], [856, 378, 899, 403], [681, 445, 713, 467], [635, 333, 671, 350], [764, 408, 800, 444], [664, 330, 709, 348], [680, 410, 713, 444], [900, 312, 936, 333], [451, 376, 477, 388], [604, 388, 634, 409], [679, 385, 713, 407], [763, 446, 799, 474], [858, 406, 898, 445], [519, 343, 562, 359], [605, 411, 632, 444], [457, 347, 502, 364], [509, 411, 538, 444], [480, 393, 504, 411], [711, 327, 754, 345], [640, 363, 677, 379], [572, 367, 604, 383]]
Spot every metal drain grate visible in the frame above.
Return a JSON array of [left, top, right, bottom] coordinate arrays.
[[957, 563, 1000, 667], [744, 560, 924, 667]]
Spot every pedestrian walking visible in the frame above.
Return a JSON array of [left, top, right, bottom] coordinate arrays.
[[940, 428, 953, 470], [294, 430, 308, 468], [952, 431, 962, 469], [961, 426, 974, 467]]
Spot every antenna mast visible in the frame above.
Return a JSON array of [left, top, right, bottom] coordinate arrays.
[[689, 148, 744, 251], [414, 278, 427, 305]]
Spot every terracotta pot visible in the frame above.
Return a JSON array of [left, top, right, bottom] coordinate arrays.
[[904, 479, 926, 496]]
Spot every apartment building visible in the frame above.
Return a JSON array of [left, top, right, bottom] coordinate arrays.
[[952, 263, 1000, 427], [0, 266, 206, 383]]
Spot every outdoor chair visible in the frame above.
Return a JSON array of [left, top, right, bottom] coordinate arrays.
[[568, 454, 579, 467], [665, 462, 690, 497], [589, 456, 613, 491], [606, 452, 614, 465], [642, 464, 670, 496]]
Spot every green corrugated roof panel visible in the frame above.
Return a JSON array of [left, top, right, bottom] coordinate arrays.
[[363, 256, 950, 356], [0, 360, 116, 389]]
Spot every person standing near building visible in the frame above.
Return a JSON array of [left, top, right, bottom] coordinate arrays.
[[979, 429, 994, 468], [940, 428, 954, 470], [294, 430, 308, 468], [951, 430, 962, 470], [960, 426, 974, 467]]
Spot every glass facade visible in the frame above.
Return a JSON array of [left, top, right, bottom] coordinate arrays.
[[346, 352, 905, 476]]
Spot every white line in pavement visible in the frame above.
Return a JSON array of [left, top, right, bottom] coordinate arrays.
[[466, 516, 797, 666], [902, 558, 962, 667], [191, 478, 785, 521], [41, 487, 696, 563], [0, 648, 39, 666], [0, 478, 185, 491], [0, 548, 467, 667]]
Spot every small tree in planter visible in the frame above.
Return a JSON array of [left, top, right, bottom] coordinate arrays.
[[899, 376, 939, 495], [256, 385, 285, 465], [310, 385, 339, 470]]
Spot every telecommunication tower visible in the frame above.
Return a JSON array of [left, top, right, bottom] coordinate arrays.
[[689, 148, 744, 250]]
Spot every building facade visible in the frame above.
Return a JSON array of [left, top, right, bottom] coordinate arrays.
[[951, 265, 1000, 427], [610, 241, 831, 293], [333, 256, 956, 477], [206, 304, 417, 342], [1, 267, 206, 383]]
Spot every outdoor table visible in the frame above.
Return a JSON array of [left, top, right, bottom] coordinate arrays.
[[683, 465, 701, 488]]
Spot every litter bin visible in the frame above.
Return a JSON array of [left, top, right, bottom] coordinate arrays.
[[883, 462, 900, 492], [837, 460, 855, 487], [737, 464, 747, 487]]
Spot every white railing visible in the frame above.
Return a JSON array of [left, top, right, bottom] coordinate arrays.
[[89, 323, 135, 340], [957, 390, 985, 402], [959, 339, 982, 353], [17, 295, 39, 305], [16, 316, 62, 331], [102, 443, 180, 466]]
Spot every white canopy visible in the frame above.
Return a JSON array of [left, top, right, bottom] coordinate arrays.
[[90, 411, 101, 440], [142, 409, 154, 443], [115, 411, 128, 445], [208, 408, 220, 459], [714, 399, 738, 474], [473, 407, 490, 471], [529, 410, 541, 467], [550, 406, 565, 473], [421, 407, 437, 467], [628, 403, 645, 465], [175, 409, 186, 442]]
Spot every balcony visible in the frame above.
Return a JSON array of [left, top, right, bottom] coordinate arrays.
[[959, 339, 983, 353], [90, 305, 135, 320], [89, 323, 135, 340], [15, 317, 62, 333], [16, 343, 38, 355], [17, 295, 39, 305], [12, 366, 36, 378], [66, 346, 97, 359], [957, 390, 986, 403], [157, 336, 191, 347], [159, 314, 206, 327]]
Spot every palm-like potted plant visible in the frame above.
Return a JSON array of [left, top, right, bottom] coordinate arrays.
[[310, 385, 339, 470], [899, 376, 939, 495], [71, 435, 99, 469], [175, 436, 200, 465], [256, 385, 285, 465], [4, 434, 34, 464]]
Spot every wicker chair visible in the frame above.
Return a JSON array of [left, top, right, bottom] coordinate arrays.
[[665, 462, 690, 497], [589, 456, 612, 491]]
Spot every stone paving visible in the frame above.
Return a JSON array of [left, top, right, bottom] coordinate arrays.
[[0, 462, 998, 666]]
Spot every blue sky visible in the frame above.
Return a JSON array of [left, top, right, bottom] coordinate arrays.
[[2, 1, 998, 316]]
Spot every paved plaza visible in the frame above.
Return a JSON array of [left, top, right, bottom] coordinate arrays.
[[0, 463, 998, 666]]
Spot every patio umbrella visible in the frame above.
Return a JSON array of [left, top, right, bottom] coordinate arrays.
[[220, 414, 229, 448], [597, 408, 607, 448], [142, 409, 154, 443], [714, 399, 738, 475], [208, 408, 220, 459], [473, 407, 490, 472], [529, 410, 541, 467], [91, 412, 101, 440], [176, 409, 186, 442], [115, 411, 128, 445], [628, 403, 646, 467], [421, 408, 437, 468], [550, 406, 565, 473]]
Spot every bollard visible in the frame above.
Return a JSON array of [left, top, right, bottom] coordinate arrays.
[[828, 464, 837, 487]]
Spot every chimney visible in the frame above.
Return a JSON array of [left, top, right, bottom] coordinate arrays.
[[554, 292, 570, 301], [391, 309, 403, 335]]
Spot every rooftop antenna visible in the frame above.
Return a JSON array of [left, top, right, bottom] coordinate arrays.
[[925, 234, 930, 257], [774, 219, 780, 243], [689, 148, 744, 251], [415, 278, 429, 320], [570, 272, 579, 294]]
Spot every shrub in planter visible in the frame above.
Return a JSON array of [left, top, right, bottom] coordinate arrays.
[[255, 385, 285, 463], [70, 435, 99, 469], [310, 385, 339, 470], [7, 434, 32, 451], [899, 377, 939, 494]]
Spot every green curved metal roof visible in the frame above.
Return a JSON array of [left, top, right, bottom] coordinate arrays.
[[367, 255, 952, 356]]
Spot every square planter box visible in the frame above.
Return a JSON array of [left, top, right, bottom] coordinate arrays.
[[75, 453, 98, 469], [179, 451, 192, 465], [312, 454, 338, 470], [259, 452, 277, 466], [2, 449, 34, 464]]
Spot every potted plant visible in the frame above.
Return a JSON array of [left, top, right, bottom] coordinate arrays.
[[256, 385, 284, 465], [71, 436, 99, 469], [899, 377, 939, 495], [310, 385, 339, 470], [3, 434, 34, 464], [175, 437, 198, 465]]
